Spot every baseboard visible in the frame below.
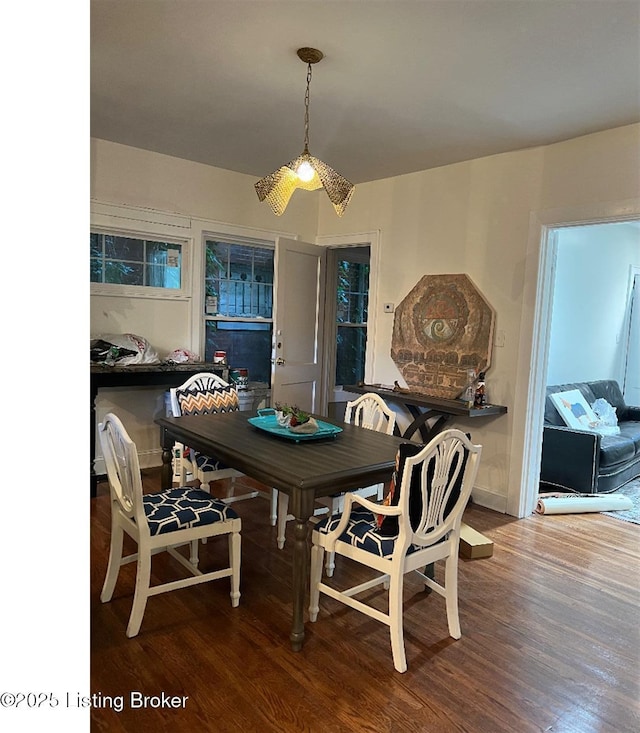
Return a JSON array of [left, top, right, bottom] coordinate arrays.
[[471, 485, 508, 513]]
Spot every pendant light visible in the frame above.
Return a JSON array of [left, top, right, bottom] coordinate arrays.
[[255, 47, 355, 216]]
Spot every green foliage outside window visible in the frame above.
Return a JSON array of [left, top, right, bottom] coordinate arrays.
[[336, 260, 369, 385]]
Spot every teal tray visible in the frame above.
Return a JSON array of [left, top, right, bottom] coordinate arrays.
[[248, 409, 343, 443]]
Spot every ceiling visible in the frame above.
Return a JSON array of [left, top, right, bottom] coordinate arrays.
[[91, 0, 640, 186]]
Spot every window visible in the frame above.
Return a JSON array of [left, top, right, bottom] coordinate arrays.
[[91, 232, 183, 289], [335, 251, 370, 386], [204, 238, 274, 384]]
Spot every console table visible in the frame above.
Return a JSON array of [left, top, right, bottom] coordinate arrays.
[[90, 363, 228, 496], [344, 383, 507, 442]]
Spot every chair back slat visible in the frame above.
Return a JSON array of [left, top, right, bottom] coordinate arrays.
[[345, 392, 396, 435], [98, 413, 146, 527], [398, 430, 481, 547]]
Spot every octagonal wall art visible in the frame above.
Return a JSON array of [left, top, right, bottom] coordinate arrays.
[[391, 274, 495, 399]]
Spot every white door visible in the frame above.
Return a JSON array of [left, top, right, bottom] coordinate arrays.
[[271, 237, 326, 413]]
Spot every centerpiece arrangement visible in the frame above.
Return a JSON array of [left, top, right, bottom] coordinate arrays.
[[274, 403, 319, 434]]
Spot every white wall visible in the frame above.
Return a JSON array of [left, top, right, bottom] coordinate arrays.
[[315, 123, 640, 513], [91, 124, 640, 512], [547, 222, 640, 385], [91, 139, 321, 468]]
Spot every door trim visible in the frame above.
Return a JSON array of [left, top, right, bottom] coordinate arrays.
[[512, 198, 640, 518], [316, 230, 381, 396]]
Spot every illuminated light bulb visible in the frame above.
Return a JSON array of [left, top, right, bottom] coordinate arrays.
[[296, 160, 315, 182]]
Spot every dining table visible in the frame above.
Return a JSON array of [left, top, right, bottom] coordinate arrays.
[[155, 409, 406, 651]]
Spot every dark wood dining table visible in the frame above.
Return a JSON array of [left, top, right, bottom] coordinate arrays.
[[155, 410, 406, 651]]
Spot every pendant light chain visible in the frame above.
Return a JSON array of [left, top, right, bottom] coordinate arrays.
[[303, 62, 312, 153]]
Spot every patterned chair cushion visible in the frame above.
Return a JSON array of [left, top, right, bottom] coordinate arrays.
[[175, 384, 239, 416], [192, 452, 230, 472], [175, 384, 239, 472], [314, 507, 420, 559], [143, 487, 238, 536]]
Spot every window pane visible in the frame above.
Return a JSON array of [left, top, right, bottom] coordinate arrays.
[[107, 236, 144, 261], [91, 232, 183, 291], [105, 260, 143, 285], [90, 233, 102, 257], [90, 258, 103, 282], [337, 260, 369, 324], [146, 242, 181, 289], [205, 321, 272, 384], [205, 240, 273, 318], [336, 325, 367, 385]]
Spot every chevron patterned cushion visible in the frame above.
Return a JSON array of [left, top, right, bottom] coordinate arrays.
[[176, 384, 239, 473], [143, 487, 238, 536], [175, 384, 239, 416], [314, 507, 420, 558]]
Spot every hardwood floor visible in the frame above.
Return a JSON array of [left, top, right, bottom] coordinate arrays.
[[90, 470, 639, 732]]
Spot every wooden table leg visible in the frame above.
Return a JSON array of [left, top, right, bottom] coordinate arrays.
[[289, 490, 316, 651], [159, 427, 174, 490], [290, 517, 310, 651]]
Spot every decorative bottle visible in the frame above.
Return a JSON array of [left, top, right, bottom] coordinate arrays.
[[474, 372, 487, 407], [464, 369, 476, 408]]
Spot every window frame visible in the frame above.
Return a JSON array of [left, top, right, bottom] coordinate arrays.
[[90, 203, 192, 300], [202, 232, 276, 380], [203, 236, 275, 321]]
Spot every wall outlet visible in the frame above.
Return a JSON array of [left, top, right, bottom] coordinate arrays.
[[384, 303, 394, 313], [495, 329, 505, 347]]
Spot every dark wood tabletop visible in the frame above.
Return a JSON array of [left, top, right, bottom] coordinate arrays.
[[155, 409, 406, 651]]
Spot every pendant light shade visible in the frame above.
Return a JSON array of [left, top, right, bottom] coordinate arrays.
[[255, 48, 355, 217]]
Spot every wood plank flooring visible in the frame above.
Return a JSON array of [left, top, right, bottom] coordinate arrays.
[[90, 470, 639, 732]]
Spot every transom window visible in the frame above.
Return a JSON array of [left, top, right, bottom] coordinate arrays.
[[90, 232, 182, 289]]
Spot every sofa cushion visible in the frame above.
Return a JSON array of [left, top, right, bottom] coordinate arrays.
[[599, 433, 637, 468]]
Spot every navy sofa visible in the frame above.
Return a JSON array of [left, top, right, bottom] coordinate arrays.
[[540, 380, 640, 493]]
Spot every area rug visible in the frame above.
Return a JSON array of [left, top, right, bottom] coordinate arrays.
[[601, 478, 640, 525]]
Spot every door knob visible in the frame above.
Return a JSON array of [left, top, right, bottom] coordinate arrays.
[[274, 357, 286, 365]]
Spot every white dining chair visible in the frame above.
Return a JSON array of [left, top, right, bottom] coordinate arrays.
[[276, 392, 396, 576], [99, 412, 242, 637], [309, 429, 482, 673], [170, 372, 277, 523]]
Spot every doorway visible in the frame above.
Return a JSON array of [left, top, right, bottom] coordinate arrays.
[[316, 231, 381, 416], [324, 246, 371, 400], [517, 214, 640, 518]]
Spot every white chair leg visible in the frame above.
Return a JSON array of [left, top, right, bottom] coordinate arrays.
[[388, 572, 407, 673], [309, 542, 324, 622], [189, 539, 199, 567], [100, 522, 124, 603], [277, 492, 289, 549], [444, 553, 461, 639], [126, 549, 152, 638], [229, 529, 241, 608], [270, 488, 278, 526], [325, 550, 336, 578]]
